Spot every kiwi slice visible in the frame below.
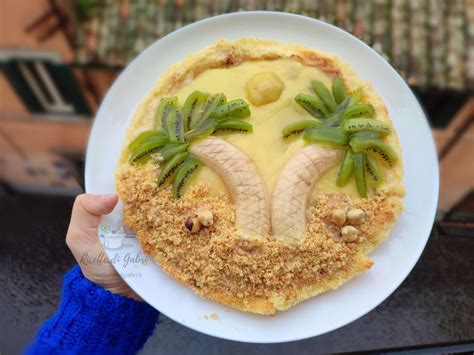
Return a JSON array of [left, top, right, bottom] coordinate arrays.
[[336, 97, 351, 114], [172, 156, 200, 199], [282, 120, 322, 139], [182, 91, 208, 131], [336, 148, 354, 186], [214, 119, 253, 133], [166, 109, 185, 143], [295, 93, 330, 118], [365, 154, 385, 186], [189, 92, 210, 130], [129, 138, 168, 165], [154, 97, 178, 130], [332, 76, 347, 105], [303, 126, 348, 147], [185, 118, 217, 142], [311, 80, 337, 112], [325, 113, 342, 127], [196, 93, 227, 127], [353, 153, 367, 198], [211, 99, 251, 119], [158, 144, 189, 162], [343, 118, 391, 137], [350, 131, 381, 139], [341, 103, 375, 120], [349, 135, 398, 167], [157, 151, 189, 186], [127, 131, 167, 151]]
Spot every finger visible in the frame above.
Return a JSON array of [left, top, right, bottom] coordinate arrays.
[[76, 193, 118, 215], [70, 193, 118, 230]]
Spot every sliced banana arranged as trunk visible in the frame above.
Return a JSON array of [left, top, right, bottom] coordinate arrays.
[[190, 136, 270, 237], [271, 145, 341, 239]]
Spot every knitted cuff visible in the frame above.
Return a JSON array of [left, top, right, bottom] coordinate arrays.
[[27, 265, 159, 355]]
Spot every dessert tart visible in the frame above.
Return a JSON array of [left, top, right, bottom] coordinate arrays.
[[116, 39, 405, 315]]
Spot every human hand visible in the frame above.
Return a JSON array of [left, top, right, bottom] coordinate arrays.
[[66, 193, 140, 300]]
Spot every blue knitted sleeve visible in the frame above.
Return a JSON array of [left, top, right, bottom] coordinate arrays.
[[26, 265, 159, 355]]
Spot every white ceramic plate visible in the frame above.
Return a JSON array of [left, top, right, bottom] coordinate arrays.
[[85, 12, 439, 343]]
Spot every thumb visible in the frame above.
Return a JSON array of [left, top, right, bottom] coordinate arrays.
[[70, 193, 118, 230]]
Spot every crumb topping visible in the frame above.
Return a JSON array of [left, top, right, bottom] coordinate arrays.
[[117, 163, 402, 307]]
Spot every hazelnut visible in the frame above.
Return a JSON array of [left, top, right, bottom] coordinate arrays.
[[185, 217, 201, 233], [330, 208, 347, 226], [347, 209, 367, 225], [197, 209, 214, 227], [341, 226, 358, 242]]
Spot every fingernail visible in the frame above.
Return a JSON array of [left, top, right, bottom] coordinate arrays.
[[98, 193, 116, 200]]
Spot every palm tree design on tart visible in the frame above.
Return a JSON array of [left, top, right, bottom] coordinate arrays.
[[127, 91, 270, 237], [271, 77, 399, 239]]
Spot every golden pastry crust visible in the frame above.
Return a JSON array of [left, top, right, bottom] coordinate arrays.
[[116, 39, 405, 315]]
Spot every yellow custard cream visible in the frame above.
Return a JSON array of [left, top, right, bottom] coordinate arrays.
[[173, 59, 359, 199]]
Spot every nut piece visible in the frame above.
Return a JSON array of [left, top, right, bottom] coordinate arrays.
[[185, 217, 202, 233], [341, 226, 358, 242], [197, 209, 214, 227], [330, 208, 347, 226], [347, 209, 367, 225], [286, 62, 303, 79]]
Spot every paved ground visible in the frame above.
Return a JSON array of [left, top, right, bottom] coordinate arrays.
[[0, 191, 473, 354]]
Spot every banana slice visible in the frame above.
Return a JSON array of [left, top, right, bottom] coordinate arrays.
[[271, 145, 341, 239], [189, 136, 270, 238]]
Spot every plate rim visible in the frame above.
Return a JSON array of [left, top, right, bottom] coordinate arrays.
[[85, 11, 439, 343]]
